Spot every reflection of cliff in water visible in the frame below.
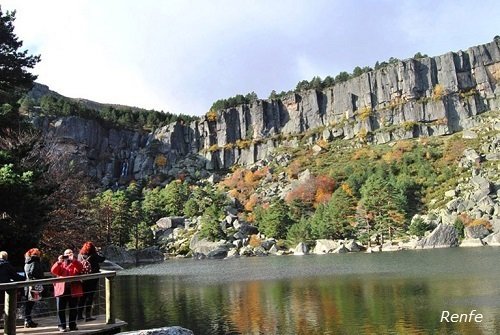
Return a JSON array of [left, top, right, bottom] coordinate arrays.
[[113, 248, 500, 334]]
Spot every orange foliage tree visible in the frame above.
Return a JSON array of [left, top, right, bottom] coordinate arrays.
[[220, 167, 269, 210], [285, 175, 336, 208]]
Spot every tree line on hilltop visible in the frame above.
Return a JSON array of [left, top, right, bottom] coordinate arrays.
[[20, 94, 198, 131], [209, 52, 429, 112]]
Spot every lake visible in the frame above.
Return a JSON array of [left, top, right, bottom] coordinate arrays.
[[114, 248, 500, 334]]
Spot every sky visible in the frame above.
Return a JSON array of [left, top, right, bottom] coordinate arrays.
[[3, 0, 500, 116]]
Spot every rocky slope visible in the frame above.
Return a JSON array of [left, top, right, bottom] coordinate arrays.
[[130, 109, 498, 260], [33, 38, 500, 186]]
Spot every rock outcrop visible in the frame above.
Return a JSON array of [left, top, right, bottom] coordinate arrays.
[[416, 224, 460, 249], [313, 239, 338, 254], [103, 245, 164, 265], [32, 39, 500, 185], [119, 326, 194, 335]]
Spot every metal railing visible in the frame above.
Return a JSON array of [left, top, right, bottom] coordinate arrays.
[[1, 270, 116, 335]]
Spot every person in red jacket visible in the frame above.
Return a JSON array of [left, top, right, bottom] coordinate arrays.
[[77, 241, 105, 322], [51, 249, 83, 332]]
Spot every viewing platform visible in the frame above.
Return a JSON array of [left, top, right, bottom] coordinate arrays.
[[1, 270, 126, 335], [15, 314, 125, 334]]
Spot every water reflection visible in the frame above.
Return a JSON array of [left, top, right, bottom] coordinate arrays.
[[115, 249, 500, 334]]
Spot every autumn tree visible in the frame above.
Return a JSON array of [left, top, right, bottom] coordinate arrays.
[[39, 161, 99, 258]]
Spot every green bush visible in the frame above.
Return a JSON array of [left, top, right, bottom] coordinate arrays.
[[255, 199, 293, 239], [408, 217, 429, 237], [286, 217, 312, 245], [199, 205, 225, 241], [454, 218, 465, 239]]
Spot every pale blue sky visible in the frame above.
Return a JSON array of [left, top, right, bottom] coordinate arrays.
[[3, 0, 500, 116]]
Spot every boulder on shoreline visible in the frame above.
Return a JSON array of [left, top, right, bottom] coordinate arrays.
[[483, 232, 500, 246], [103, 245, 164, 265], [416, 223, 459, 249], [119, 326, 194, 335], [103, 245, 136, 264], [460, 238, 485, 247], [189, 232, 231, 259], [346, 240, 365, 252], [313, 239, 338, 254], [292, 242, 308, 255]]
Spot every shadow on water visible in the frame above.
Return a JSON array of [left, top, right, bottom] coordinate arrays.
[[114, 248, 500, 334]]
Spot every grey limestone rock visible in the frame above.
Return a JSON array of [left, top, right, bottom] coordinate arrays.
[[464, 225, 491, 239], [459, 238, 485, 247], [444, 190, 456, 198], [381, 242, 402, 252], [345, 240, 365, 252], [268, 244, 279, 254], [483, 232, 500, 246], [238, 223, 259, 237], [103, 245, 136, 265], [119, 326, 194, 335], [156, 217, 185, 230], [416, 223, 459, 249], [463, 149, 481, 163], [134, 247, 164, 263], [33, 39, 500, 184], [206, 247, 229, 259], [463, 130, 478, 139], [313, 239, 338, 254], [189, 233, 229, 258], [332, 245, 349, 253], [292, 242, 308, 255], [485, 152, 500, 161], [261, 239, 276, 251]]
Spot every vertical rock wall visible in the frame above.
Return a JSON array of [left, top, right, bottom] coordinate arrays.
[[199, 39, 500, 168], [35, 39, 500, 184]]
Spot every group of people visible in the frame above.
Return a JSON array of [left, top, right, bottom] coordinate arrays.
[[0, 241, 105, 332]]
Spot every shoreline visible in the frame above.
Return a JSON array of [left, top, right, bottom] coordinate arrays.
[[105, 236, 500, 267]]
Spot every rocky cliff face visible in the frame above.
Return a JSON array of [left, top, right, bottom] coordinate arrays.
[[34, 39, 500, 185]]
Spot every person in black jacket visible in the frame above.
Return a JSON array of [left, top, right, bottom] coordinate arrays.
[[23, 248, 44, 328], [77, 242, 105, 321], [0, 251, 24, 324]]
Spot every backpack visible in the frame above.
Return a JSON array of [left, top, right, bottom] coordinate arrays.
[[81, 259, 92, 275]]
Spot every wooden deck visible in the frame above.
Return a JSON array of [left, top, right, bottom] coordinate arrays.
[[1, 270, 122, 335], [12, 315, 126, 335]]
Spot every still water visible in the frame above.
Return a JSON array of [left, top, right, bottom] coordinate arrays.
[[114, 248, 500, 334]]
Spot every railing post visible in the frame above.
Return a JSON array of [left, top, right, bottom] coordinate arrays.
[[105, 276, 115, 324], [4, 288, 17, 335]]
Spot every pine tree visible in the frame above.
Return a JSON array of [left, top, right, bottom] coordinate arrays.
[[0, 7, 41, 106], [256, 199, 293, 239], [310, 187, 356, 239], [199, 204, 225, 241], [0, 6, 45, 264], [163, 180, 189, 216], [359, 175, 407, 244]]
